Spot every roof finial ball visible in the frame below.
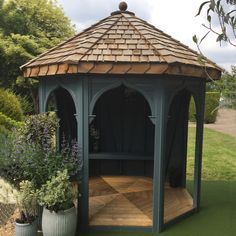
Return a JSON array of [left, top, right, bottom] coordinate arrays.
[[119, 1, 128, 11]]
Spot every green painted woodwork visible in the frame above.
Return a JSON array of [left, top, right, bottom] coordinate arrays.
[[193, 82, 206, 210], [153, 89, 165, 233], [38, 75, 206, 233]]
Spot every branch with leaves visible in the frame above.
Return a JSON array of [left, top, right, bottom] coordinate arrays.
[[196, 0, 236, 46]]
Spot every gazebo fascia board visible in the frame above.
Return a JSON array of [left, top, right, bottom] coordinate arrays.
[[23, 61, 221, 80]]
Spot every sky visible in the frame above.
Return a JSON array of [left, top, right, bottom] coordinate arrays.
[[57, 0, 235, 71]]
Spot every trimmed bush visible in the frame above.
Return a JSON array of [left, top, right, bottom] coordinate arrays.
[[189, 92, 220, 124], [189, 98, 196, 122], [0, 124, 10, 135], [17, 95, 34, 115], [0, 89, 23, 121], [204, 92, 220, 123], [0, 112, 23, 130]]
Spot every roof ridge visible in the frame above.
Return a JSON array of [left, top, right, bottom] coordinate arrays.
[[76, 14, 123, 62], [121, 13, 168, 64], [20, 15, 112, 70]]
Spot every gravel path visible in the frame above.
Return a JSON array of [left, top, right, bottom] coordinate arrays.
[[205, 109, 236, 137]]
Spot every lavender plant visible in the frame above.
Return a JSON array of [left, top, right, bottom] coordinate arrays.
[[20, 112, 59, 149], [0, 113, 82, 189]]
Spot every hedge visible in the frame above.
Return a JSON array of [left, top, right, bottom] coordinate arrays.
[[189, 92, 220, 124], [0, 125, 10, 136], [0, 89, 23, 121], [0, 112, 23, 130]]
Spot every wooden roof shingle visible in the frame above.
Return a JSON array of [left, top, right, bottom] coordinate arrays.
[[21, 3, 222, 79]]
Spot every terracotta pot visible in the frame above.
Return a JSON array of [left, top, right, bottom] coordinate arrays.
[[42, 206, 77, 236]]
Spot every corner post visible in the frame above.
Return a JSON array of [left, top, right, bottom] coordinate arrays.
[[78, 77, 89, 231], [193, 81, 206, 210], [153, 90, 166, 233]]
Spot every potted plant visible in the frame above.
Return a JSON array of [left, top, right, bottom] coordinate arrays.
[[15, 180, 38, 236], [37, 169, 77, 236], [0, 113, 82, 231]]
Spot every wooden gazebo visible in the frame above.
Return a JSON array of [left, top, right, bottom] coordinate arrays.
[[21, 2, 222, 233]]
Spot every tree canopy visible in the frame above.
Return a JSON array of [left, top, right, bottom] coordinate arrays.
[[207, 66, 236, 108], [0, 0, 75, 88]]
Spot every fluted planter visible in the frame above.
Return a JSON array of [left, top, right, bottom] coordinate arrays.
[[42, 206, 77, 236], [15, 220, 37, 236]]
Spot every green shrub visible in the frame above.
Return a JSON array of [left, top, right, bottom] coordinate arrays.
[[0, 113, 82, 188], [0, 89, 23, 121], [204, 92, 220, 123], [189, 98, 196, 122], [0, 132, 45, 188], [189, 92, 220, 124], [16, 95, 34, 115], [0, 112, 23, 130], [20, 112, 59, 146], [0, 124, 10, 135], [37, 169, 75, 212]]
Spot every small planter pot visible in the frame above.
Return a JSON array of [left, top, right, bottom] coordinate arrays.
[[15, 220, 37, 236], [42, 206, 77, 236]]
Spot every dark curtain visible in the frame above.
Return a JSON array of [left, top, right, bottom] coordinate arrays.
[[90, 86, 154, 155], [165, 90, 191, 182], [54, 88, 77, 145]]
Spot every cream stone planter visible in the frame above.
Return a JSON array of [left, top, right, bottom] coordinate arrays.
[[42, 206, 77, 236], [15, 220, 37, 236]]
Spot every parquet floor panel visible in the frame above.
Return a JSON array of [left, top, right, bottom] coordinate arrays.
[[89, 176, 193, 226]]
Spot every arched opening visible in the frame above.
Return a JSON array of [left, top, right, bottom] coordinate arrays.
[[90, 85, 154, 155], [46, 87, 77, 146], [88, 85, 155, 227], [163, 89, 197, 223]]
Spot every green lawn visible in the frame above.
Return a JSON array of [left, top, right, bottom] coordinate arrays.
[[187, 127, 236, 181]]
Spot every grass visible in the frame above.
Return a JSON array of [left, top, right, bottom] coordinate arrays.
[[187, 127, 236, 181]]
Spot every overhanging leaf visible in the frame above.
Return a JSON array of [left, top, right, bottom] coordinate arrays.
[[207, 15, 212, 22], [193, 34, 198, 44], [195, 1, 211, 16]]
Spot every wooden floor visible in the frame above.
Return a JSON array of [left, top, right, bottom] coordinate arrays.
[[89, 176, 193, 227]]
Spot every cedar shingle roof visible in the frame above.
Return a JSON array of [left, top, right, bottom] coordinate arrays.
[[21, 4, 222, 79]]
